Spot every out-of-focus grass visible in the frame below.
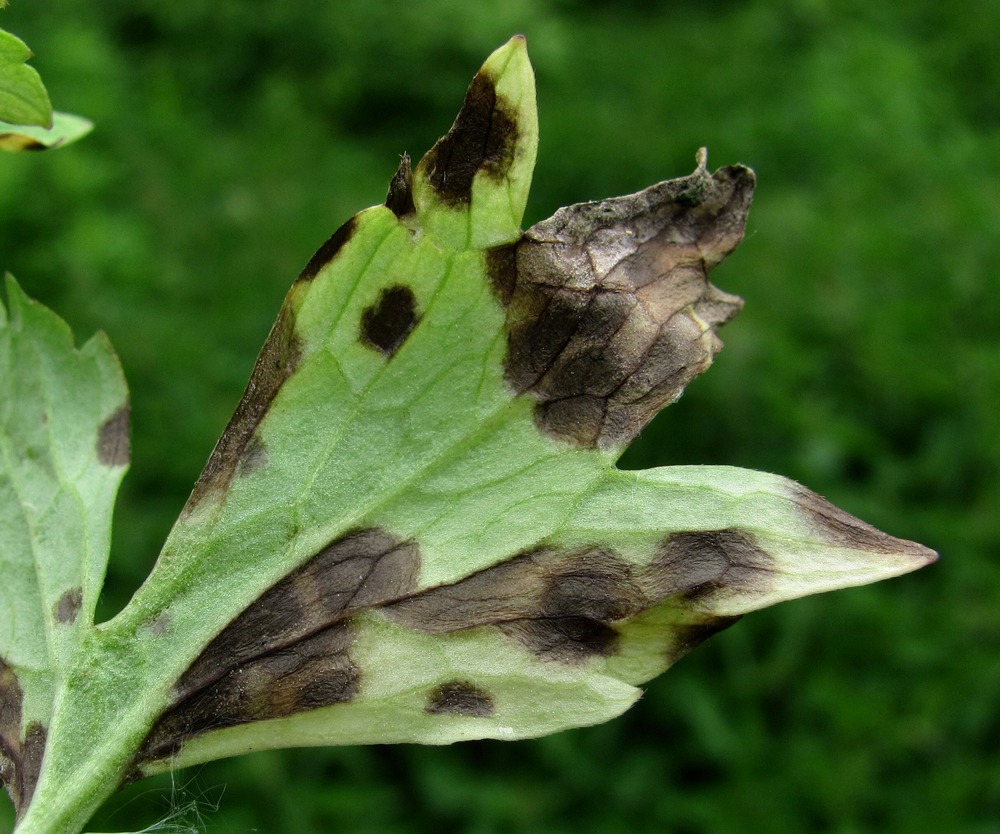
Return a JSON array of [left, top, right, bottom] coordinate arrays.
[[1, 2, 997, 832]]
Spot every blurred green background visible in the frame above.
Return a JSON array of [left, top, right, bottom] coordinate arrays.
[[1, 1, 997, 832]]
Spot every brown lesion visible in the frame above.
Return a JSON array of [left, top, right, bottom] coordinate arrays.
[[790, 484, 938, 561], [645, 529, 775, 603], [385, 153, 416, 218], [1, 658, 47, 820], [494, 152, 755, 450], [184, 302, 302, 511], [97, 403, 131, 467], [137, 529, 420, 762], [139, 625, 360, 762], [667, 615, 743, 664], [53, 587, 83, 625], [137, 526, 772, 763], [296, 215, 359, 284], [426, 681, 495, 718], [359, 285, 420, 358], [419, 71, 519, 206], [388, 530, 773, 664]]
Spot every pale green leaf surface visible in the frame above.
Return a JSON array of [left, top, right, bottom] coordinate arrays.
[[0, 112, 93, 152], [0, 275, 128, 820], [0, 28, 51, 129], [9, 38, 935, 834]]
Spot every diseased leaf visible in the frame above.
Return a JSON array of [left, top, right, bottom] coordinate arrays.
[[0, 275, 129, 822], [0, 112, 93, 152], [6, 38, 935, 834], [0, 28, 51, 129]]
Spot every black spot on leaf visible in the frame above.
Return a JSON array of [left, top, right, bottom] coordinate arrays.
[[385, 153, 416, 218], [426, 681, 495, 717], [360, 285, 419, 357], [387, 534, 775, 665], [97, 404, 130, 467], [297, 215, 359, 283], [421, 72, 519, 206], [53, 588, 83, 625]]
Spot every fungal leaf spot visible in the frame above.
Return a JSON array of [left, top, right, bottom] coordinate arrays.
[[422, 71, 518, 206], [386, 537, 769, 665], [0, 659, 47, 817], [360, 285, 419, 357], [504, 155, 754, 450], [426, 681, 495, 717], [138, 529, 419, 762], [185, 302, 302, 511], [97, 403, 130, 467], [297, 216, 359, 283], [53, 587, 83, 625], [385, 153, 416, 218]]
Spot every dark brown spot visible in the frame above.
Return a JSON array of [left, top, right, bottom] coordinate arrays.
[[0, 659, 47, 819], [237, 433, 268, 477], [792, 484, 938, 559], [137, 529, 420, 763], [500, 617, 620, 661], [385, 153, 415, 218], [97, 404, 130, 466], [504, 157, 754, 449], [388, 548, 646, 664], [139, 626, 359, 762], [645, 529, 774, 603], [485, 243, 518, 306], [185, 302, 302, 510], [668, 615, 742, 663], [426, 680, 495, 717], [53, 587, 83, 625], [421, 72, 518, 206], [297, 215, 359, 283], [175, 528, 420, 700], [18, 724, 45, 815], [360, 285, 419, 357]]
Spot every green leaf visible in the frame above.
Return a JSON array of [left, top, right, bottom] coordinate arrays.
[[6, 38, 935, 834], [0, 28, 51, 129], [0, 111, 93, 152], [0, 275, 129, 823]]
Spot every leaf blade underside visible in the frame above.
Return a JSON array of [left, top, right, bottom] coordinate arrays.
[[0, 276, 129, 819], [8, 37, 935, 833], [117, 37, 932, 773]]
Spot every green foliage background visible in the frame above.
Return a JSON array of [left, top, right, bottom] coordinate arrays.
[[1, 2, 996, 831]]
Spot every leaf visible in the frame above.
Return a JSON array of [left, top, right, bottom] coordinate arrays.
[[0, 275, 129, 823], [0, 111, 93, 152], [6, 38, 935, 834], [0, 28, 51, 129]]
